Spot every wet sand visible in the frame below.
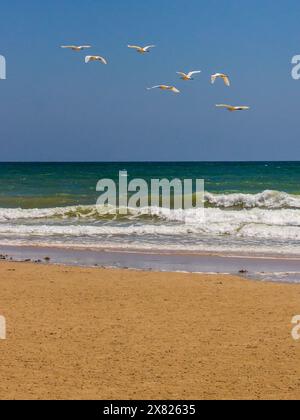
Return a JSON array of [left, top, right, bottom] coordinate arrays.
[[1, 244, 300, 283], [0, 261, 300, 400]]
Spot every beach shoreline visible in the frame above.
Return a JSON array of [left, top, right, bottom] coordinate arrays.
[[1, 244, 300, 283], [2, 163, 300, 263], [0, 261, 300, 400]]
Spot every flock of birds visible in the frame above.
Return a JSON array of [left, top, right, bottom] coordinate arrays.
[[60, 44, 250, 112]]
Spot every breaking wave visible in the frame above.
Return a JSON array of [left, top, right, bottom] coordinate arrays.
[[1, 190, 300, 222], [1, 190, 300, 253], [205, 190, 300, 209]]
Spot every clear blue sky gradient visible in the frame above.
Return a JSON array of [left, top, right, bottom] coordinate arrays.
[[0, 0, 300, 161]]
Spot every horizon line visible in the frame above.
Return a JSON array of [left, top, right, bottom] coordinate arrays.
[[0, 160, 300, 164]]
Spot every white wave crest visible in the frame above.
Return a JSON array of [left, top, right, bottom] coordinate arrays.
[[1, 207, 300, 241], [0, 190, 299, 224], [205, 190, 300, 209]]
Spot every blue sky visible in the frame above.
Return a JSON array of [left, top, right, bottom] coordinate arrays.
[[0, 0, 300, 161]]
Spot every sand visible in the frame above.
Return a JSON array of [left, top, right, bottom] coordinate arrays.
[[0, 261, 300, 400]]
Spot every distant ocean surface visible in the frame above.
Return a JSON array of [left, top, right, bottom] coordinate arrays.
[[1, 162, 300, 257]]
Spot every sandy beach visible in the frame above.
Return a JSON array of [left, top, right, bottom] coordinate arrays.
[[0, 261, 300, 400]]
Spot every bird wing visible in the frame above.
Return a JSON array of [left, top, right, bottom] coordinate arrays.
[[216, 104, 233, 110], [99, 56, 108, 64], [80, 45, 92, 49], [211, 74, 217, 84], [177, 72, 187, 77], [85, 56, 107, 64], [222, 75, 230, 86], [187, 71, 201, 77], [170, 87, 180, 93], [128, 45, 141, 50], [144, 45, 155, 51], [61, 45, 76, 49], [147, 86, 161, 90]]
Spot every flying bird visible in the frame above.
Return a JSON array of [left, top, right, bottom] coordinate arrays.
[[216, 104, 250, 112], [128, 45, 155, 54], [177, 71, 201, 81], [61, 45, 91, 51], [211, 73, 231, 86], [147, 85, 180, 94], [85, 55, 108, 65]]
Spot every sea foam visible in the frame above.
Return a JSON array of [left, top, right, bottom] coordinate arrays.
[[1, 190, 300, 250]]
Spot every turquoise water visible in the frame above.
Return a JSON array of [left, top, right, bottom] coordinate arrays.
[[1, 162, 300, 257], [1, 162, 300, 208]]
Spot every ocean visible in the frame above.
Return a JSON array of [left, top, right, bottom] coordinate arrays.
[[1, 161, 300, 259]]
